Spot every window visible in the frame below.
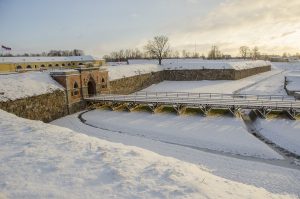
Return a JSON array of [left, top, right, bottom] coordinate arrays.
[[102, 78, 105, 83], [48, 64, 52, 67], [68, 63, 71, 66], [26, 65, 32, 69], [62, 63, 65, 66], [73, 81, 79, 96], [16, 65, 22, 70], [55, 64, 59, 67], [41, 64, 45, 68]]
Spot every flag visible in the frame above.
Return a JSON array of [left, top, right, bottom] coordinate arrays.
[[1, 45, 12, 51]]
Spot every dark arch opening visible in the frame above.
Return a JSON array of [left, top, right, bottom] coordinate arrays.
[[55, 64, 59, 67], [87, 78, 96, 97], [73, 81, 79, 96], [68, 63, 71, 66], [62, 63, 65, 66], [101, 78, 105, 83], [41, 64, 45, 68], [16, 65, 22, 70], [48, 64, 52, 67], [26, 65, 32, 69]]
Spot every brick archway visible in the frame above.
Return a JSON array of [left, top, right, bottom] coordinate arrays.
[[87, 78, 96, 97]]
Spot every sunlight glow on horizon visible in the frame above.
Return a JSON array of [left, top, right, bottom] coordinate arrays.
[[0, 0, 299, 57]]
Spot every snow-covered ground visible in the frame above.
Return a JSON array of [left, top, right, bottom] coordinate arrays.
[[80, 110, 282, 160], [52, 111, 300, 196], [129, 59, 271, 70], [108, 64, 162, 81], [143, 69, 281, 94], [0, 72, 63, 102], [108, 59, 271, 81], [1, 110, 295, 199], [254, 118, 300, 156], [285, 74, 300, 92]]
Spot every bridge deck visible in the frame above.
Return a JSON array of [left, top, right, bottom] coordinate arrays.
[[85, 92, 300, 112]]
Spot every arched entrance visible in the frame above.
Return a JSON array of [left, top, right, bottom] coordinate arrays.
[[87, 78, 96, 97]]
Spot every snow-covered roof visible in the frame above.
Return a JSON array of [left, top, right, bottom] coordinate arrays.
[[0, 71, 64, 102], [0, 110, 294, 198], [0, 55, 103, 64]]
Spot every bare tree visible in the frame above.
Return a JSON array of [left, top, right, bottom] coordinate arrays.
[[240, 46, 250, 60], [252, 46, 260, 60], [145, 35, 170, 65], [207, 45, 222, 60]]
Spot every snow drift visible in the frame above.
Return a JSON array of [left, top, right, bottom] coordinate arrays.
[[0, 72, 63, 102], [0, 110, 293, 199]]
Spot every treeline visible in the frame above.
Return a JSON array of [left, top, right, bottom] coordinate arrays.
[[103, 49, 207, 62], [0, 49, 84, 57]]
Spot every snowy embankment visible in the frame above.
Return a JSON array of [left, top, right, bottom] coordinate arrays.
[[285, 74, 300, 92], [0, 72, 63, 102], [108, 59, 271, 81], [81, 110, 282, 160], [143, 69, 281, 94], [108, 64, 162, 81], [0, 110, 292, 199], [254, 118, 300, 156], [129, 59, 270, 70]]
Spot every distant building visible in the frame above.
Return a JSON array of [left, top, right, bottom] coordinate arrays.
[[0, 55, 105, 72], [270, 56, 289, 62]]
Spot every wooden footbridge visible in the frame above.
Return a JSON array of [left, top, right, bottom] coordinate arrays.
[[84, 92, 300, 120]]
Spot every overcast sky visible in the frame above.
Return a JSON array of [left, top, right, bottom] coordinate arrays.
[[1, 0, 300, 57]]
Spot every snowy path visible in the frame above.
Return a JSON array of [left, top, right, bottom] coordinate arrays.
[[237, 70, 293, 96], [52, 111, 300, 195]]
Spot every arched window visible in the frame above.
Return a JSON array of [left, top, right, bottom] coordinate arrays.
[[68, 63, 71, 66], [101, 78, 107, 88], [16, 65, 22, 71], [79, 63, 83, 65], [62, 63, 65, 66], [26, 65, 32, 69], [55, 64, 59, 67], [73, 81, 79, 96], [48, 64, 52, 67], [41, 64, 45, 68]]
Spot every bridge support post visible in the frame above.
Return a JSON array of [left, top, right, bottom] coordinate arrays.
[[228, 106, 241, 117], [148, 103, 159, 113], [172, 104, 186, 115], [256, 107, 272, 119], [125, 103, 139, 112], [199, 105, 212, 116], [286, 109, 299, 120]]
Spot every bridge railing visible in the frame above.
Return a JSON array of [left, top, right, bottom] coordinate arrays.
[[84, 91, 300, 110], [132, 91, 297, 101]]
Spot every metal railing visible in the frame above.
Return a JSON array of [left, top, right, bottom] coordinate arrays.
[[84, 91, 300, 110]]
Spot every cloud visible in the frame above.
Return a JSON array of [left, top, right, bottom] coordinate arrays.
[[170, 0, 300, 55]]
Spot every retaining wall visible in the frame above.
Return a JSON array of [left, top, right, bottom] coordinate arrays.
[[110, 65, 271, 94], [0, 90, 68, 122]]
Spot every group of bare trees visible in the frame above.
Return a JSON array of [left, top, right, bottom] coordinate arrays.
[[0, 49, 85, 57], [239, 46, 260, 60], [103, 48, 144, 62]]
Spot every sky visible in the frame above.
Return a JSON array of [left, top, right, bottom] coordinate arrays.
[[0, 0, 300, 57]]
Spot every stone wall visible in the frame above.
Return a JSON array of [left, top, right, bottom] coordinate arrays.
[[110, 71, 164, 94], [109, 65, 271, 94], [163, 69, 236, 81], [0, 90, 68, 122]]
